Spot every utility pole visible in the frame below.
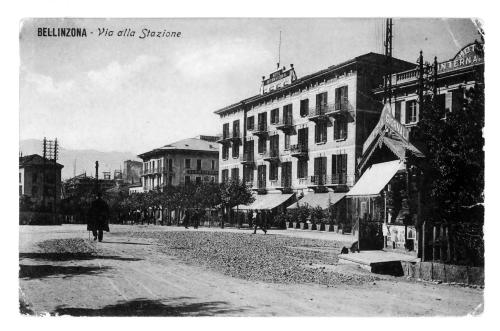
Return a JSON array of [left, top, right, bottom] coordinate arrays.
[[95, 161, 99, 194], [383, 18, 393, 104]]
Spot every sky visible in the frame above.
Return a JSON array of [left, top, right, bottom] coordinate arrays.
[[19, 18, 481, 154]]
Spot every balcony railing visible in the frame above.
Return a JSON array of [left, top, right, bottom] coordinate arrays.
[[309, 175, 328, 186], [289, 144, 308, 158], [308, 100, 353, 120], [217, 130, 242, 143], [263, 149, 280, 162], [240, 153, 255, 164], [275, 116, 294, 131], [252, 122, 268, 136], [244, 179, 255, 188], [308, 174, 354, 187]]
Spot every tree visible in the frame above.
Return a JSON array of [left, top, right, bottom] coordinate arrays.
[[219, 180, 254, 228], [410, 48, 484, 264]]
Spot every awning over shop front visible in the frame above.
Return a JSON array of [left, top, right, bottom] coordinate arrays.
[[287, 192, 346, 209], [233, 193, 295, 211], [346, 160, 404, 197]]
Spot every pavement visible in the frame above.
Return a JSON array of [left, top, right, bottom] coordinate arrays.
[[19, 224, 484, 316]]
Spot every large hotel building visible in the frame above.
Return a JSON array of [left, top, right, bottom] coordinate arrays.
[[214, 53, 414, 209]]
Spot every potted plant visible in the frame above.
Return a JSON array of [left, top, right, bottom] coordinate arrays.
[[310, 206, 324, 231], [297, 204, 310, 230]]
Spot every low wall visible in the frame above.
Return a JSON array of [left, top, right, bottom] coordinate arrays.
[[401, 261, 484, 286], [19, 212, 62, 225]]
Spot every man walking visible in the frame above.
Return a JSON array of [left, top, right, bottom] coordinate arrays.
[[87, 192, 110, 242], [253, 209, 267, 234]]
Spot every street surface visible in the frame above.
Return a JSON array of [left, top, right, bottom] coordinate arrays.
[[19, 224, 483, 316]]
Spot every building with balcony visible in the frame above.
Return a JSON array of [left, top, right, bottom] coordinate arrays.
[[214, 54, 415, 211], [138, 135, 219, 191]]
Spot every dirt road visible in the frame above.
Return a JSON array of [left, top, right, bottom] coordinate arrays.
[[19, 225, 483, 316]]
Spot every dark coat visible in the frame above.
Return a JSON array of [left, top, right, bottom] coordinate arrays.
[[87, 198, 110, 232]]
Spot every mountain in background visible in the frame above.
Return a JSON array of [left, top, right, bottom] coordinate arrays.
[[19, 139, 141, 180]]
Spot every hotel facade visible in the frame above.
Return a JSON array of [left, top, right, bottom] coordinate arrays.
[[214, 53, 415, 210]]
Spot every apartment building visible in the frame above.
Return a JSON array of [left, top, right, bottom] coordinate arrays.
[[215, 53, 414, 209], [138, 135, 219, 191]]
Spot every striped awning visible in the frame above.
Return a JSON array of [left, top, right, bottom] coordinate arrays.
[[233, 193, 295, 211]]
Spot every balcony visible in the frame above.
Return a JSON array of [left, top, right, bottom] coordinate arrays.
[[307, 104, 330, 122], [275, 116, 294, 132], [331, 98, 353, 117], [244, 179, 255, 188], [240, 153, 255, 165], [289, 144, 308, 158], [252, 122, 268, 137], [263, 149, 280, 163], [216, 130, 242, 144]]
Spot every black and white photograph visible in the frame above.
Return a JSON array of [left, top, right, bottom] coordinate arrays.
[[17, 15, 486, 318]]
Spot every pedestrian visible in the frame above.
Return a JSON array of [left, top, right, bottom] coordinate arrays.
[[87, 192, 110, 242], [182, 209, 190, 229], [247, 210, 254, 228], [253, 209, 267, 234], [192, 209, 198, 229]]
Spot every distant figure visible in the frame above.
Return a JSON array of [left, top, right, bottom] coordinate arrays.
[[182, 210, 190, 229], [247, 211, 254, 228], [340, 247, 349, 254], [192, 209, 200, 229], [87, 193, 110, 242], [350, 241, 359, 253], [253, 210, 267, 234]]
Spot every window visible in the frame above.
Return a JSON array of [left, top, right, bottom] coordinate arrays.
[[270, 108, 279, 124], [222, 145, 229, 160], [406, 100, 418, 124], [211, 160, 216, 170], [394, 101, 402, 122], [233, 120, 240, 137], [269, 135, 279, 156], [258, 137, 267, 154], [32, 173, 38, 183], [32, 186, 38, 195], [197, 159, 202, 170], [168, 159, 173, 171], [184, 176, 191, 185], [244, 140, 254, 158], [232, 142, 239, 158], [284, 134, 291, 150], [19, 186, 22, 195], [257, 165, 267, 188], [316, 92, 328, 113], [257, 113, 267, 131], [196, 176, 202, 185], [185, 159, 191, 169], [243, 165, 254, 183], [19, 173, 21, 184], [231, 168, 240, 181], [335, 85, 348, 110], [314, 157, 327, 184], [298, 127, 308, 147], [223, 123, 230, 139], [435, 94, 446, 113], [247, 116, 255, 130], [315, 122, 327, 143], [334, 118, 348, 140], [281, 162, 292, 187], [283, 104, 293, 124], [168, 175, 173, 186], [300, 99, 309, 117], [297, 159, 308, 179], [269, 163, 278, 180], [221, 169, 229, 183], [332, 154, 347, 184]]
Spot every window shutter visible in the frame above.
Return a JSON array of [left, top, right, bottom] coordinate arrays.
[[341, 154, 347, 174], [332, 155, 338, 175]]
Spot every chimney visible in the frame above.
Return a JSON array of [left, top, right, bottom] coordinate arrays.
[[276, 63, 280, 69], [290, 63, 294, 69]]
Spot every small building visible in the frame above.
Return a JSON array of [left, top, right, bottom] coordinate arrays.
[[138, 135, 219, 191], [123, 160, 142, 185], [19, 154, 64, 209]]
